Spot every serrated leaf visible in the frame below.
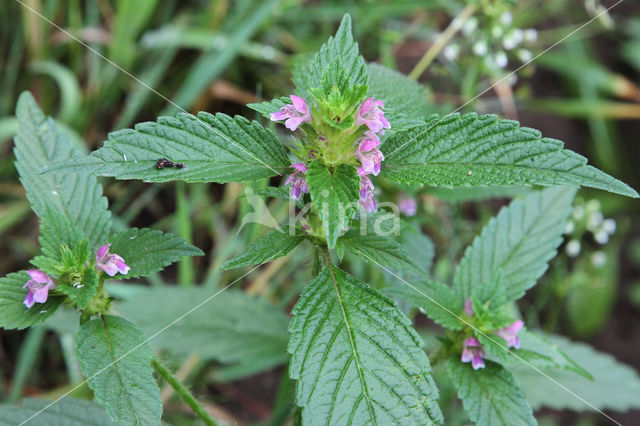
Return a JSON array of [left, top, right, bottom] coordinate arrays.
[[447, 358, 536, 426], [366, 63, 435, 120], [512, 334, 640, 412], [0, 271, 64, 330], [221, 227, 305, 270], [45, 112, 290, 183], [0, 397, 115, 425], [14, 92, 111, 248], [248, 96, 291, 119], [381, 113, 638, 198], [289, 266, 443, 425], [117, 287, 289, 380], [340, 229, 424, 274], [293, 14, 368, 96], [108, 228, 203, 278], [76, 315, 161, 425], [453, 186, 576, 303], [306, 161, 359, 249], [390, 280, 464, 330]]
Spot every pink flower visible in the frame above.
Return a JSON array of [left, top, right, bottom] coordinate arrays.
[[23, 270, 56, 308], [359, 175, 376, 212], [463, 298, 474, 316], [461, 337, 486, 370], [397, 196, 417, 216], [270, 95, 312, 131], [285, 163, 309, 200], [355, 97, 390, 133], [96, 244, 130, 277], [496, 320, 524, 349], [356, 149, 384, 176]]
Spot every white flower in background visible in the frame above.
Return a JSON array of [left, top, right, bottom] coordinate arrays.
[[585, 199, 601, 213], [594, 229, 609, 245], [523, 28, 538, 43], [473, 40, 488, 56], [572, 205, 585, 221], [566, 239, 581, 257], [564, 220, 575, 235], [603, 218, 616, 234], [591, 251, 607, 269], [443, 44, 460, 61], [517, 49, 533, 63], [499, 11, 512, 25], [587, 211, 604, 231], [494, 51, 508, 68], [462, 17, 478, 35]]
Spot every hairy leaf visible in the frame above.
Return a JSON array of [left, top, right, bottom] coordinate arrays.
[[76, 315, 161, 425], [108, 228, 203, 278], [0, 271, 64, 330], [340, 229, 423, 274], [447, 358, 536, 426], [513, 334, 640, 412], [118, 287, 289, 380], [390, 280, 464, 330], [0, 397, 114, 425], [381, 113, 637, 198], [289, 266, 443, 424], [248, 96, 291, 119], [14, 91, 111, 249], [366, 63, 435, 120], [222, 227, 305, 270], [306, 162, 359, 249], [45, 112, 290, 183], [293, 14, 368, 96], [454, 186, 576, 303]]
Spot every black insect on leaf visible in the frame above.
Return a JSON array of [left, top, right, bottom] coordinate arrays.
[[155, 158, 185, 169]]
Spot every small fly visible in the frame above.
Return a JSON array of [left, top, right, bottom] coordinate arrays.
[[155, 158, 185, 169]]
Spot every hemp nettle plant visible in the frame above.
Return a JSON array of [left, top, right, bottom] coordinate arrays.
[[2, 14, 639, 426]]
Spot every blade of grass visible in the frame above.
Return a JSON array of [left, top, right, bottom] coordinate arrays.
[[176, 182, 194, 286], [163, 0, 280, 114], [8, 326, 45, 403]]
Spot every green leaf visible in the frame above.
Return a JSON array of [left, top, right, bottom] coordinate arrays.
[[453, 186, 576, 303], [221, 227, 305, 270], [293, 14, 368, 96], [381, 113, 638, 198], [306, 161, 359, 248], [248, 96, 291, 119], [0, 271, 64, 330], [366, 63, 435, 120], [44, 112, 291, 183], [0, 397, 115, 425], [340, 229, 423, 274], [117, 287, 289, 380], [14, 92, 111, 249], [447, 358, 536, 426], [108, 228, 203, 279], [56, 267, 99, 310], [76, 315, 162, 425], [390, 280, 464, 330], [289, 266, 443, 424], [512, 334, 640, 412]]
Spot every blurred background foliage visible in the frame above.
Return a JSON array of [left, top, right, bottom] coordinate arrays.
[[1, 0, 639, 424]]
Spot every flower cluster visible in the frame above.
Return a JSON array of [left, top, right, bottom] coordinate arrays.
[[22, 244, 130, 309], [444, 9, 538, 77], [270, 94, 390, 213], [564, 199, 616, 268], [460, 298, 523, 370]]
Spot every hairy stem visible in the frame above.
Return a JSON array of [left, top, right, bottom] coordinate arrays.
[[408, 4, 476, 81], [151, 358, 218, 426]]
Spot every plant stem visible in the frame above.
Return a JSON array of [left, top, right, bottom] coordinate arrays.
[[151, 357, 218, 426], [408, 4, 476, 81]]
